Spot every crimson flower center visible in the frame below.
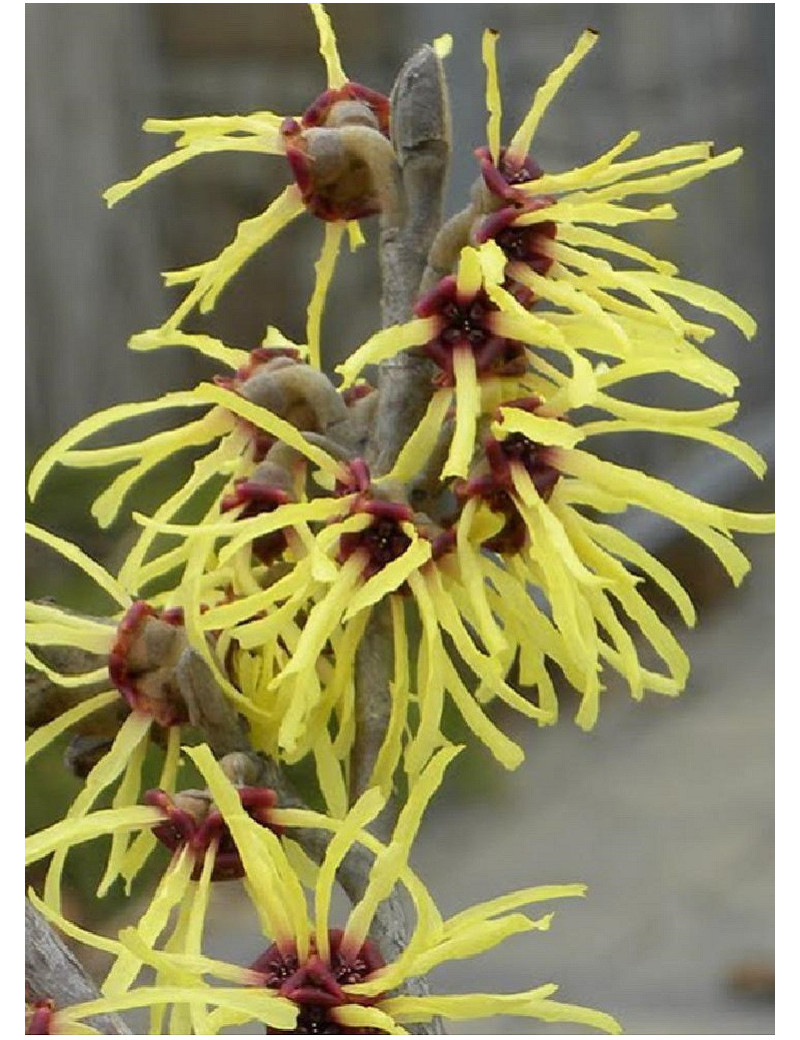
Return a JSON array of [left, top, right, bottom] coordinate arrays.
[[255, 932, 386, 1035]]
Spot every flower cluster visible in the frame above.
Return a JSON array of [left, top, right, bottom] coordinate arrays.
[[25, 5, 772, 1035]]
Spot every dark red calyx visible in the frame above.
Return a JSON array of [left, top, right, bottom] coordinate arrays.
[[144, 786, 281, 882], [25, 998, 55, 1035], [108, 602, 189, 727], [333, 459, 418, 579], [300, 83, 390, 137], [255, 931, 386, 1035], [342, 383, 375, 406], [220, 480, 291, 566], [338, 511, 414, 581], [455, 399, 564, 553], [335, 458, 372, 498], [415, 277, 525, 384], [476, 145, 543, 203]]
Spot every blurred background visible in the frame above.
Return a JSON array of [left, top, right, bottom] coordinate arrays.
[[26, 4, 774, 1034]]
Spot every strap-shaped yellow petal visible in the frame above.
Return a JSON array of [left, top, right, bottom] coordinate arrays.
[[441, 350, 479, 480], [25, 523, 130, 607], [343, 537, 432, 620], [26, 805, 163, 866], [336, 317, 436, 388], [482, 29, 502, 164], [306, 222, 346, 370], [310, 2, 347, 88], [509, 29, 598, 159]]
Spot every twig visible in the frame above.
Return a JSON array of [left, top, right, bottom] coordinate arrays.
[[371, 44, 451, 477]]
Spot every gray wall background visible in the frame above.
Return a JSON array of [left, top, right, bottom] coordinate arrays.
[[26, 5, 774, 1034]]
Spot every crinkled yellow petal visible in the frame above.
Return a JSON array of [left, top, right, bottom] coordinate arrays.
[[25, 523, 130, 608], [579, 417, 766, 477], [213, 497, 346, 566], [25, 619, 112, 653], [583, 145, 742, 204], [343, 746, 460, 955], [102, 847, 195, 995], [508, 262, 631, 354], [511, 466, 602, 586], [315, 786, 386, 962], [307, 221, 346, 370], [187, 744, 303, 951], [680, 517, 752, 586], [117, 923, 260, 988], [482, 29, 502, 163], [335, 1005, 407, 1034], [274, 555, 363, 684], [446, 883, 585, 934], [518, 131, 640, 196], [593, 392, 738, 429], [28, 887, 123, 958], [123, 475, 226, 595], [143, 111, 283, 145], [515, 198, 675, 227], [577, 514, 695, 626], [557, 221, 677, 274], [575, 140, 713, 192], [495, 406, 584, 449], [548, 245, 688, 334], [65, 987, 297, 1031], [129, 327, 251, 369], [26, 806, 163, 866], [24, 647, 109, 690], [387, 389, 452, 483], [410, 914, 545, 979], [426, 566, 548, 721], [441, 350, 479, 479], [455, 499, 506, 656], [97, 731, 150, 896], [404, 573, 447, 780], [167, 185, 306, 326], [336, 317, 436, 388], [558, 505, 689, 687], [347, 219, 365, 250], [455, 244, 484, 299], [439, 651, 524, 769], [313, 728, 349, 819], [488, 289, 569, 351], [382, 986, 620, 1033], [120, 727, 180, 891], [191, 382, 340, 476], [27, 391, 207, 500], [311, 2, 347, 88], [24, 689, 117, 764], [44, 711, 153, 912], [509, 28, 598, 158], [63, 413, 228, 473], [367, 597, 412, 793], [559, 448, 774, 535], [628, 270, 757, 339], [343, 537, 432, 620], [104, 131, 283, 208]]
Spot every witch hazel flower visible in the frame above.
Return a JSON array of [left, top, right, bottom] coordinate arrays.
[[27, 340, 345, 598], [168, 457, 550, 781], [24, 525, 200, 911], [454, 383, 773, 728], [471, 27, 755, 354], [62, 745, 620, 1036], [103, 3, 405, 368]]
